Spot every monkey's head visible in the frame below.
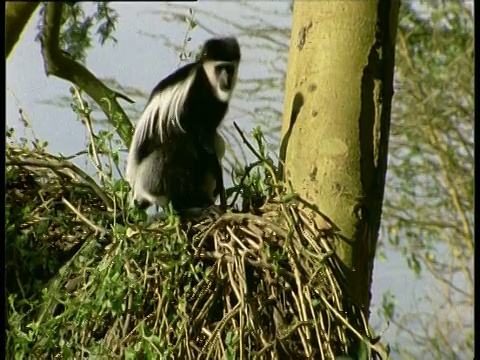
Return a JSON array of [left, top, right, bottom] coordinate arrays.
[[199, 37, 241, 102]]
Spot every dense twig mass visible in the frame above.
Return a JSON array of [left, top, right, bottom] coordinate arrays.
[[6, 138, 388, 359]]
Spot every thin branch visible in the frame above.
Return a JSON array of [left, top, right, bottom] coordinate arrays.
[[62, 197, 107, 234], [72, 87, 106, 182], [39, 2, 134, 147]]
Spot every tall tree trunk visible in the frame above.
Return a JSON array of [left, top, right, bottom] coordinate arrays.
[[280, 1, 399, 314], [6, 2, 41, 59]]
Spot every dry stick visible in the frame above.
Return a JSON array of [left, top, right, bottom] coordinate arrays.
[[322, 267, 348, 351], [123, 268, 133, 339], [104, 318, 121, 352], [62, 197, 106, 234], [276, 321, 312, 342], [226, 226, 256, 255], [188, 341, 202, 355], [319, 293, 388, 358], [294, 210, 326, 255], [238, 226, 262, 250], [143, 251, 150, 289], [298, 210, 338, 260], [194, 217, 225, 257], [245, 222, 265, 238], [14, 269, 26, 300], [294, 196, 342, 234], [316, 299, 333, 360], [221, 212, 289, 239], [299, 287, 313, 357], [152, 284, 163, 332], [191, 292, 218, 335], [285, 264, 310, 354], [358, 305, 374, 341], [198, 251, 294, 280], [238, 257, 246, 360], [160, 298, 173, 347], [304, 287, 327, 360], [218, 236, 238, 258], [185, 332, 194, 360], [289, 210, 329, 269], [202, 303, 241, 359], [288, 208, 342, 358], [236, 253, 250, 319], [298, 209, 347, 318], [226, 258, 243, 304], [238, 252, 250, 301], [256, 293, 285, 354], [8, 88, 41, 143], [188, 266, 215, 305]]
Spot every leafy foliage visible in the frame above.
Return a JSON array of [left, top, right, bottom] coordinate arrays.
[[380, 2, 473, 358], [36, 2, 118, 62]]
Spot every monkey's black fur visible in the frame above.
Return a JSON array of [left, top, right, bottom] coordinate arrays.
[[126, 37, 241, 215]]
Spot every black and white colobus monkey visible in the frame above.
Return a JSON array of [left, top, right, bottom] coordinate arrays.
[[126, 37, 241, 215]]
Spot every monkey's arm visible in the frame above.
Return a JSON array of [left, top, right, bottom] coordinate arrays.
[[125, 103, 166, 207]]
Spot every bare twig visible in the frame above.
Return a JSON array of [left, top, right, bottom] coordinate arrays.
[[62, 197, 107, 234], [72, 86, 110, 185]]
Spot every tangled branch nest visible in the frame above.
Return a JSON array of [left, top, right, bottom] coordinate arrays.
[[6, 144, 112, 250], [6, 140, 387, 360]]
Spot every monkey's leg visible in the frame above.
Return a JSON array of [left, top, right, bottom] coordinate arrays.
[[218, 182, 227, 210], [213, 132, 227, 210], [134, 199, 152, 211], [212, 159, 227, 211]]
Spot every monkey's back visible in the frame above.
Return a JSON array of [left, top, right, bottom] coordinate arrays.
[[138, 132, 221, 212]]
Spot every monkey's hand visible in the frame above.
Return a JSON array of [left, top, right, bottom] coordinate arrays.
[[182, 204, 225, 221]]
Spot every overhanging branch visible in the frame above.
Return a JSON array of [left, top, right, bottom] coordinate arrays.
[[40, 2, 134, 147], [6, 2, 41, 59]]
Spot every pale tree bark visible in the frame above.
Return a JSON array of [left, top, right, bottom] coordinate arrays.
[[6, 2, 40, 59], [280, 1, 399, 314]]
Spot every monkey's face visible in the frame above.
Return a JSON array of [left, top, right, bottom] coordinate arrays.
[[216, 63, 236, 91], [199, 37, 241, 103], [202, 60, 239, 102]]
